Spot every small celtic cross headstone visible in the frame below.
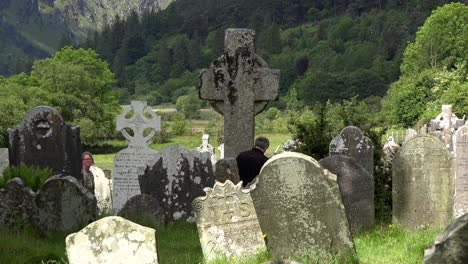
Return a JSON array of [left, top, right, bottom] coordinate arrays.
[[197, 134, 216, 164], [113, 101, 161, 212], [199, 28, 280, 158]]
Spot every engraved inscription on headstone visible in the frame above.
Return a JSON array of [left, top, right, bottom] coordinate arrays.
[[113, 101, 161, 212], [199, 28, 280, 158], [454, 124, 468, 218], [393, 135, 454, 229], [8, 106, 81, 179], [193, 180, 266, 260]]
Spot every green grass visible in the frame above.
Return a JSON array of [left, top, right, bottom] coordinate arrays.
[[0, 222, 441, 264]]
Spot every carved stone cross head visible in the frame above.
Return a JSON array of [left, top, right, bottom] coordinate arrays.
[[116, 101, 161, 146]]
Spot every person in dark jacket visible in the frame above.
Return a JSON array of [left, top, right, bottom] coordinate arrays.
[[236, 136, 270, 187]]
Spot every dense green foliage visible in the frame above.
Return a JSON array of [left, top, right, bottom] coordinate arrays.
[[81, 0, 462, 108], [0, 47, 120, 146], [0, 163, 52, 192]]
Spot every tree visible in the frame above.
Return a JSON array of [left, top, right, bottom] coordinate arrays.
[[175, 88, 203, 119]]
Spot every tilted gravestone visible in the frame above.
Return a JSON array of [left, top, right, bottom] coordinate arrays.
[[319, 155, 374, 234], [424, 213, 468, 264], [329, 126, 374, 178], [8, 106, 81, 179], [250, 152, 355, 259], [454, 124, 468, 218], [33, 175, 97, 237], [0, 178, 36, 227], [197, 134, 217, 165], [66, 216, 159, 264], [0, 148, 8, 178], [428, 105, 465, 152], [139, 145, 215, 222], [113, 101, 161, 212], [193, 180, 266, 260], [393, 135, 454, 229], [214, 158, 240, 184], [118, 194, 166, 230], [199, 28, 280, 158]]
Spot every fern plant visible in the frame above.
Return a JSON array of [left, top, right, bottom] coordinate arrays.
[[0, 163, 52, 192]]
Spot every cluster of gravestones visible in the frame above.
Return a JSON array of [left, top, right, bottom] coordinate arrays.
[[1, 29, 467, 263]]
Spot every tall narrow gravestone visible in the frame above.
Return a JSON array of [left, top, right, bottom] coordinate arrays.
[[199, 28, 280, 158], [393, 135, 454, 229], [454, 124, 468, 218], [192, 180, 266, 260], [250, 152, 355, 259], [113, 101, 161, 212], [8, 106, 81, 179]]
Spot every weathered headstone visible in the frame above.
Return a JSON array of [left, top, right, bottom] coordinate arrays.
[[193, 180, 266, 260], [218, 144, 224, 159], [139, 145, 215, 222], [118, 194, 165, 230], [66, 216, 159, 264], [8, 106, 81, 179], [0, 148, 8, 178], [199, 28, 280, 158], [250, 152, 355, 259], [428, 105, 465, 152], [330, 126, 374, 179], [424, 213, 468, 264], [214, 158, 240, 184], [0, 178, 36, 227], [404, 128, 418, 143], [33, 175, 97, 237], [319, 155, 374, 234], [113, 101, 161, 212], [454, 124, 468, 218], [393, 135, 454, 229], [197, 134, 217, 165], [383, 136, 400, 172], [91, 166, 113, 214]]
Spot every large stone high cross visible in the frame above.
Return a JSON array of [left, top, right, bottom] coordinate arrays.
[[199, 29, 280, 158]]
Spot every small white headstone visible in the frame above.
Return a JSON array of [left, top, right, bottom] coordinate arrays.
[[66, 216, 158, 264], [197, 134, 216, 165], [91, 166, 112, 214], [218, 144, 224, 159]]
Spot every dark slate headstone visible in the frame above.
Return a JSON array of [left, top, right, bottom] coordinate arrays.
[[8, 106, 81, 179], [424, 213, 468, 264], [33, 175, 97, 237], [214, 158, 240, 184], [0, 178, 36, 227], [393, 135, 454, 229], [329, 126, 374, 179], [118, 194, 165, 230], [139, 145, 215, 222], [250, 152, 355, 259], [319, 155, 374, 234]]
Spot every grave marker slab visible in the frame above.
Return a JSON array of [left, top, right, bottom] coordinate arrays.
[[66, 216, 159, 264], [113, 101, 161, 212], [118, 194, 165, 230], [251, 152, 355, 259], [193, 180, 266, 260], [319, 155, 374, 234], [0, 178, 36, 227], [0, 148, 8, 178], [199, 28, 280, 158], [139, 145, 215, 222], [404, 128, 418, 143], [393, 135, 454, 229], [454, 124, 468, 218], [33, 175, 97, 237], [214, 158, 240, 184], [8, 106, 81, 179]]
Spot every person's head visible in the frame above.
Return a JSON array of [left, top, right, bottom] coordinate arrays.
[[254, 136, 269, 152], [82, 151, 94, 172]]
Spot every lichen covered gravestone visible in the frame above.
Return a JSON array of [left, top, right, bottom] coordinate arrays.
[[424, 213, 468, 264], [8, 106, 81, 179], [113, 101, 161, 212], [199, 28, 279, 158], [118, 194, 165, 230], [66, 216, 159, 264], [193, 180, 266, 260], [319, 155, 373, 234], [139, 145, 215, 222], [0, 178, 36, 227], [251, 152, 355, 259], [393, 135, 454, 229], [454, 124, 468, 218], [214, 158, 240, 184], [33, 175, 97, 237]]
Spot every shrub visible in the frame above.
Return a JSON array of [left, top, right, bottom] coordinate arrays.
[[171, 113, 190, 136], [1, 163, 52, 192]]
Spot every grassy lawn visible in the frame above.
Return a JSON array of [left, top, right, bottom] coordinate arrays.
[[0, 222, 440, 264]]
